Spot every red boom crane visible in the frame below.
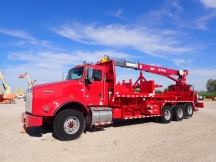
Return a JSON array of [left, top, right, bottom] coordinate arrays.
[[21, 55, 204, 141], [106, 55, 188, 84]]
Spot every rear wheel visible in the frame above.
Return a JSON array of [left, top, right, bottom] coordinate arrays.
[[158, 106, 172, 124], [10, 100, 15, 104], [172, 105, 184, 121], [53, 109, 85, 141], [184, 103, 193, 118]]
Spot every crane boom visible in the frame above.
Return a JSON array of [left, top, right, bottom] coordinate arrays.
[[18, 72, 37, 88], [137, 63, 188, 84], [101, 55, 188, 84]]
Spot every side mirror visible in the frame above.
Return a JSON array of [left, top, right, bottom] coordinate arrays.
[[86, 67, 94, 84], [62, 72, 67, 81], [87, 67, 93, 78]]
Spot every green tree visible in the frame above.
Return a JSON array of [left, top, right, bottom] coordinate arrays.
[[164, 85, 173, 92], [164, 88, 168, 92], [155, 90, 162, 94], [206, 79, 216, 92], [199, 90, 206, 93]]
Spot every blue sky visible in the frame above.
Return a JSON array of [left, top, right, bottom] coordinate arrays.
[[0, 0, 216, 92]]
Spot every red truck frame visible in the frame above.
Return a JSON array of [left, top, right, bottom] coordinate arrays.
[[21, 55, 204, 141]]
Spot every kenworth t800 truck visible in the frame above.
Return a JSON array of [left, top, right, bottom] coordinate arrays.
[[21, 56, 204, 141]]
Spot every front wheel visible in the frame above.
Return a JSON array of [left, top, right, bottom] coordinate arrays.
[[158, 106, 172, 124], [53, 109, 85, 141]]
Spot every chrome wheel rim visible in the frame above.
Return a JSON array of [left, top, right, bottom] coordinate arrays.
[[164, 110, 171, 120], [64, 117, 80, 134], [177, 108, 183, 118], [188, 105, 193, 115]]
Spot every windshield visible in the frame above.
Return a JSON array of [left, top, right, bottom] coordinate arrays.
[[66, 67, 84, 80]]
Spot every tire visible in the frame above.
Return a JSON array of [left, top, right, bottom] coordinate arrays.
[[10, 100, 15, 104], [158, 106, 172, 124], [184, 103, 193, 118], [172, 105, 184, 121], [154, 117, 160, 123], [53, 109, 85, 141]]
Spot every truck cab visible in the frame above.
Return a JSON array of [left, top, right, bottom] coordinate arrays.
[[22, 62, 114, 140], [67, 64, 109, 106]]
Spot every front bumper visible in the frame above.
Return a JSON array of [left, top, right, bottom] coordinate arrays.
[[21, 112, 43, 127]]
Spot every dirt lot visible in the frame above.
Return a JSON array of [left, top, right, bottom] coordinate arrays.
[[0, 100, 216, 162]]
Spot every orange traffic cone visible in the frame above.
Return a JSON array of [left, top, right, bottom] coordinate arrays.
[[21, 124, 27, 133]]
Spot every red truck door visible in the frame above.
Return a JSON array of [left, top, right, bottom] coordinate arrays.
[[84, 68, 104, 105]]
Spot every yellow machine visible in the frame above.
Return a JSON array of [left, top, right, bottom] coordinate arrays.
[[203, 96, 215, 101], [18, 72, 37, 88], [0, 71, 16, 104], [14, 87, 26, 99], [14, 88, 21, 96], [0, 86, 3, 94], [20, 88, 26, 96]]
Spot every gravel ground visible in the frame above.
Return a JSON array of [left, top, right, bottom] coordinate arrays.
[[0, 100, 216, 162]]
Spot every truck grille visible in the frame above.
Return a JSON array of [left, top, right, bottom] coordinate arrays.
[[25, 89, 33, 113]]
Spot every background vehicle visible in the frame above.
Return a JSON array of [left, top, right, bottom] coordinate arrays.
[[17, 94, 25, 99], [203, 96, 215, 101], [14, 88, 26, 99], [21, 56, 204, 141]]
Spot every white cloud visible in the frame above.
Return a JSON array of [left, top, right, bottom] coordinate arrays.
[[185, 1, 216, 30], [136, 1, 216, 31], [173, 11, 216, 30], [108, 9, 128, 20], [0, 28, 61, 50], [190, 69, 216, 77], [173, 59, 195, 69], [187, 69, 216, 90], [137, 1, 183, 25], [200, 0, 216, 8], [15, 40, 27, 46], [52, 22, 192, 57], [172, 2, 183, 11], [8, 50, 132, 69], [0, 28, 34, 40], [193, 12, 216, 30]]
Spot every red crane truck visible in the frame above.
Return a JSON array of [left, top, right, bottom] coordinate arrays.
[[21, 55, 204, 141]]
